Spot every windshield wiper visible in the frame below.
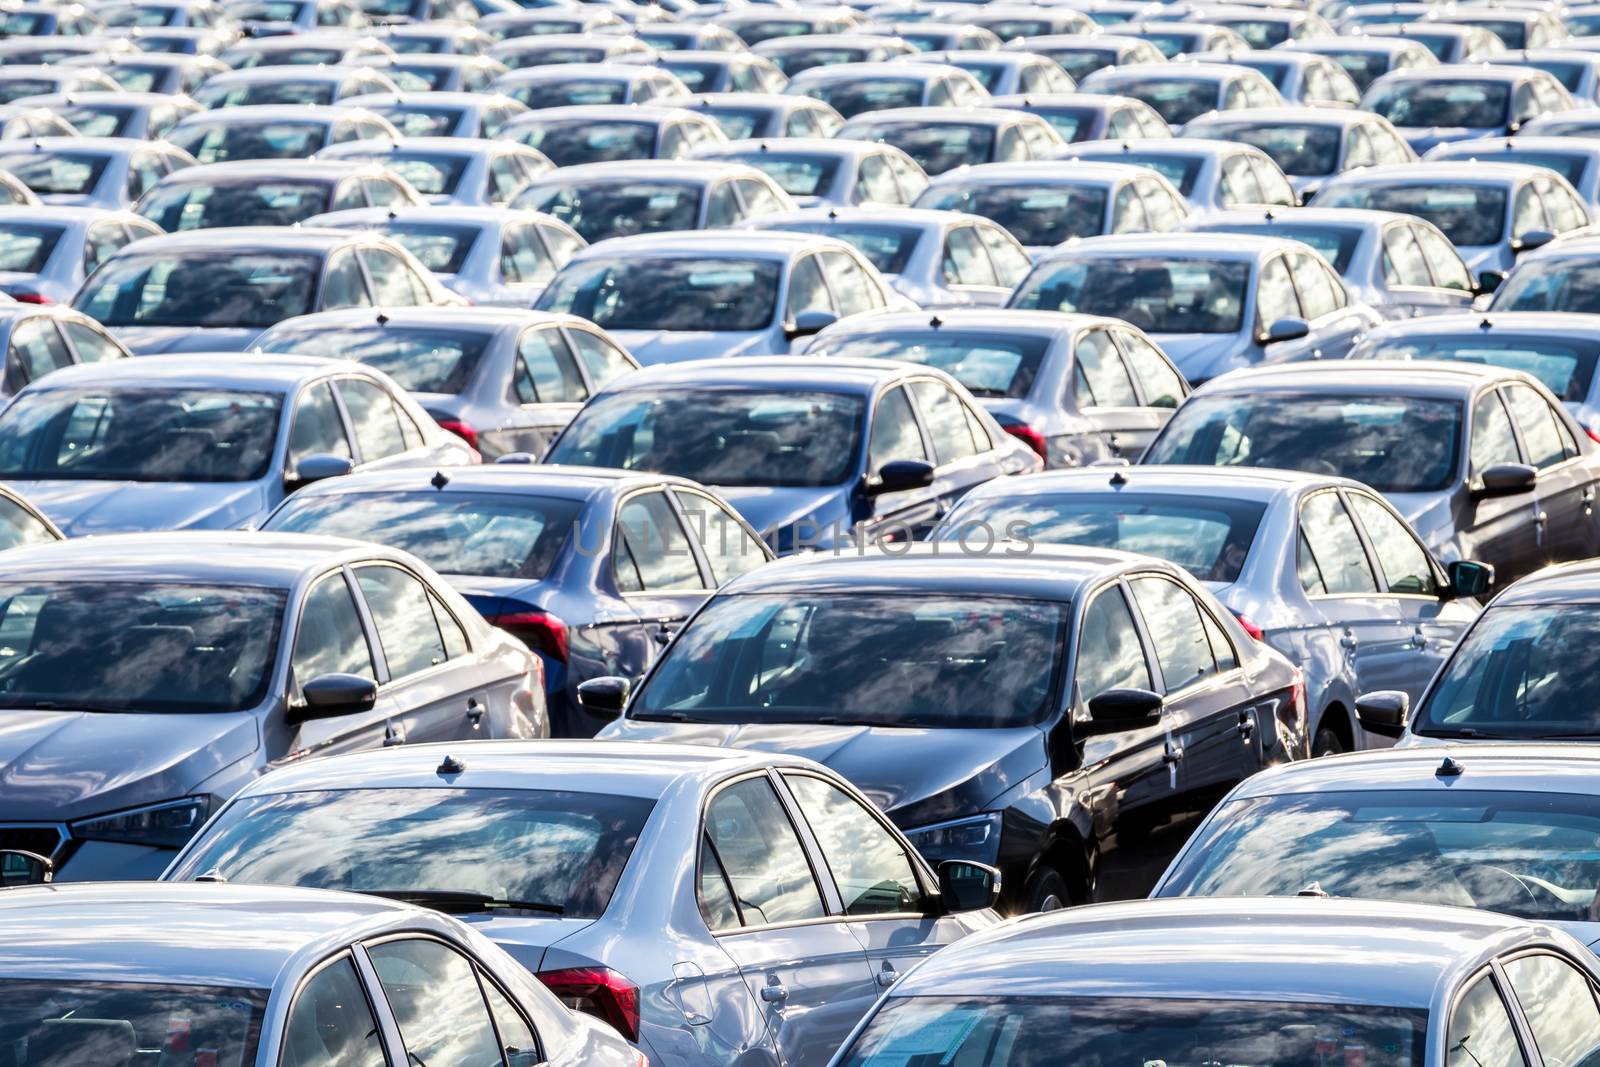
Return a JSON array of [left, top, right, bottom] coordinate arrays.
[[0, 698, 142, 714], [364, 889, 564, 915], [1415, 727, 1523, 740]]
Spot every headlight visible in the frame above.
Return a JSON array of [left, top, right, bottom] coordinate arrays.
[[69, 796, 219, 849], [903, 812, 1003, 866]]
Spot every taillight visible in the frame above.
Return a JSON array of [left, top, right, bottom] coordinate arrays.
[[494, 609, 569, 662], [9, 291, 49, 304], [435, 418, 478, 449], [538, 967, 641, 1042], [1290, 667, 1307, 731], [1000, 422, 1047, 459], [1586, 425, 1600, 445], [1231, 611, 1265, 642]]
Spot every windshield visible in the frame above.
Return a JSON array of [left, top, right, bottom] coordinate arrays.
[[267, 490, 579, 578], [75, 253, 319, 329], [136, 181, 332, 231], [634, 592, 1068, 727], [0, 152, 106, 196], [1455, 149, 1586, 185], [840, 996, 1426, 1067], [809, 332, 1049, 398], [1494, 261, 1600, 314], [56, 104, 135, 139], [920, 183, 1108, 245], [765, 222, 919, 273], [194, 80, 340, 108], [0, 224, 61, 273], [0, 980, 267, 1067], [939, 492, 1266, 582], [1368, 335, 1599, 401], [735, 153, 840, 197], [1202, 122, 1340, 176], [229, 47, 345, 68], [547, 387, 863, 487], [702, 106, 765, 140], [802, 77, 924, 118], [259, 325, 488, 393], [1324, 49, 1391, 90], [0, 581, 283, 713], [359, 223, 478, 274], [1112, 78, 1221, 124], [1012, 256, 1250, 334], [0, 387, 282, 483], [1085, 151, 1202, 195], [1417, 605, 1600, 738], [168, 787, 653, 917], [1367, 79, 1509, 128], [1145, 393, 1462, 493], [511, 79, 629, 109], [1198, 222, 1360, 272], [379, 105, 462, 137], [1317, 183, 1507, 247], [518, 181, 700, 242], [236, 0, 307, 19], [848, 122, 993, 174], [1029, 105, 1096, 142], [537, 256, 780, 331], [168, 121, 329, 164], [516, 121, 656, 166]]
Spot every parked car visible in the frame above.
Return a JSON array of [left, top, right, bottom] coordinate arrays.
[[1142, 361, 1600, 585], [836, 106, 1062, 174], [94, 50, 229, 94], [1181, 107, 1417, 200], [217, 31, 394, 69], [631, 49, 789, 95], [343, 89, 526, 138], [315, 137, 553, 208], [1363, 23, 1508, 64], [135, 160, 425, 232], [0, 137, 195, 211], [1193, 47, 1363, 107], [490, 63, 689, 110], [0, 205, 161, 305], [164, 104, 399, 164], [1493, 48, 1600, 102], [15, 91, 202, 141], [1361, 65, 1575, 152], [1011, 34, 1165, 83], [0, 66, 121, 106], [1427, 136, 1600, 213], [1079, 61, 1285, 128], [784, 61, 991, 118], [505, 105, 727, 167], [676, 91, 845, 140], [903, 48, 1077, 95], [1519, 104, 1600, 135], [355, 51, 509, 92], [1490, 233, 1600, 314], [991, 91, 1173, 141], [755, 32, 917, 75], [1278, 34, 1440, 91], [1056, 138, 1299, 214], [192, 65, 401, 109], [0, 303, 129, 399], [692, 138, 928, 208], [1111, 21, 1252, 60]]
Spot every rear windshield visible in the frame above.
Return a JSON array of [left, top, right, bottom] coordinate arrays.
[[1367, 334, 1600, 402], [0, 223, 62, 273], [0, 152, 107, 196], [516, 120, 656, 166], [1316, 183, 1507, 247], [136, 180, 331, 231], [1193, 221, 1361, 272], [847, 121, 992, 175], [259, 324, 489, 393], [809, 330, 1050, 398], [920, 182, 1108, 245], [765, 221, 921, 273], [1084, 151, 1203, 195], [736, 153, 840, 197], [371, 223, 480, 274], [168, 120, 328, 164], [0, 980, 267, 1067]]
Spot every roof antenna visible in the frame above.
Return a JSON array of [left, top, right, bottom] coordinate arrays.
[[1109, 469, 1127, 487], [436, 754, 466, 776], [929, 313, 943, 328], [375, 311, 389, 325], [1478, 316, 1493, 331], [1297, 881, 1329, 897], [431, 470, 449, 490], [1436, 756, 1464, 778]]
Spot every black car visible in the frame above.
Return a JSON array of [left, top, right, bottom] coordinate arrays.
[[597, 544, 1305, 911]]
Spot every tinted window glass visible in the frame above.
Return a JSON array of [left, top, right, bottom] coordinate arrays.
[[1075, 329, 1138, 408], [1348, 493, 1437, 595], [74, 252, 319, 330], [337, 378, 408, 460], [704, 777, 826, 925], [615, 492, 702, 591], [514, 328, 587, 405], [293, 573, 374, 683], [785, 773, 922, 915], [263, 326, 487, 396], [1504, 955, 1600, 1067], [1450, 978, 1529, 1067], [284, 959, 384, 1067], [356, 565, 447, 678], [673, 489, 767, 586], [1013, 256, 1249, 334], [1129, 576, 1215, 692], [910, 379, 978, 465], [288, 382, 351, 466], [1299, 492, 1378, 595], [869, 384, 927, 470], [367, 940, 503, 1067], [538, 256, 779, 332], [810, 333, 1048, 400], [918, 182, 1109, 246], [1505, 383, 1566, 469], [1076, 587, 1153, 702]]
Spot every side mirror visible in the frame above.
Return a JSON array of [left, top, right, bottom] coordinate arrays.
[[866, 458, 935, 496], [784, 309, 838, 340], [1257, 316, 1310, 346], [1354, 689, 1409, 739], [576, 675, 631, 718], [1512, 228, 1555, 253], [0, 848, 51, 887], [1447, 558, 1495, 598], [1473, 462, 1537, 498], [287, 452, 354, 490], [287, 672, 377, 724], [1083, 687, 1163, 734], [1474, 270, 1504, 296], [937, 859, 1002, 913]]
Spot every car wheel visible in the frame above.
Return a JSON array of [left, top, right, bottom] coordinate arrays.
[[1312, 726, 1345, 757], [1022, 866, 1070, 913]]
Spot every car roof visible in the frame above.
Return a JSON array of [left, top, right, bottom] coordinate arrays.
[[176, 104, 373, 125], [843, 106, 1036, 128], [117, 226, 370, 254], [1066, 137, 1257, 160], [0, 136, 148, 159], [1321, 161, 1545, 185], [1375, 63, 1542, 83], [1189, 105, 1380, 128], [1192, 205, 1408, 231], [757, 204, 979, 230], [1229, 742, 1600, 799], [263, 304, 582, 335], [0, 204, 143, 228], [788, 60, 956, 84], [203, 65, 376, 84], [928, 159, 1159, 187], [574, 228, 843, 259], [524, 158, 762, 185], [306, 204, 531, 229], [992, 91, 1140, 111], [1431, 135, 1600, 157], [509, 103, 706, 123], [33, 351, 357, 391], [1036, 231, 1299, 262], [0, 531, 394, 586], [1364, 310, 1600, 343], [158, 159, 374, 183], [603, 354, 919, 393], [968, 463, 1354, 503], [1090, 60, 1257, 80], [818, 307, 1119, 337], [1195, 358, 1519, 396]]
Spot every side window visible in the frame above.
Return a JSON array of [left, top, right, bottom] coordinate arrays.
[[1220, 154, 1264, 205], [540, 225, 584, 265], [944, 226, 998, 287], [332, 180, 367, 212], [0, 497, 56, 550], [337, 377, 409, 461], [736, 177, 786, 217], [1114, 329, 1185, 409], [84, 222, 126, 273], [910, 379, 979, 465], [1541, 179, 1589, 233], [977, 224, 1031, 286], [292, 572, 375, 684], [673, 489, 767, 586], [869, 384, 928, 471], [488, 154, 526, 204], [1449, 976, 1530, 1067], [1139, 180, 1185, 231], [1251, 157, 1296, 206], [1202, 609, 1236, 672], [658, 123, 688, 159], [366, 940, 504, 1067], [1256, 254, 1302, 327], [820, 251, 882, 316], [360, 247, 430, 306], [321, 249, 372, 309], [127, 154, 163, 201], [1073, 328, 1140, 408], [1505, 383, 1567, 469], [282, 957, 386, 1067], [289, 382, 352, 466], [1289, 252, 1340, 319], [429, 591, 470, 660], [704, 181, 742, 228], [1513, 183, 1549, 237], [363, 178, 409, 207], [1348, 493, 1439, 595], [1075, 586, 1153, 704], [855, 154, 900, 205], [702, 776, 827, 926], [1383, 226, 1432, 288], [1503, 954, 1600, 1067], [513, 327, 587, 404], [785, 254, 835, 319], [481, 979, 542, 1067], [500, 224, 555, 287], [1472, 390, 1524, 476], [356, 565, 448, 678], [614, 492, 703, 592], [567, 329, 635, 390], [698, 831, 742, 931], [784, 773, 923, 915], [1414, 226, 1473, 291], [1298, 491, 1378, 595], [1112, 183, 1149, 234], [1344, 125, 1376, 168], [6, 319, 72, 391], [996, 125, 1027, 162], [1128, 576, 1217, 693]]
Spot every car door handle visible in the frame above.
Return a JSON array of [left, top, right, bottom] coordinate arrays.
[[1339, 630, 1358, 650], [466, 699, 484, 729], [1584, 489, 1596, 515], [760, 975, 788, 1003], [876, 963, 898, 988], [1535, 510, 1549, 524], [1236, 711, 1254, 740], [1412, 627, 1429, 649], [1162, 741, 1183, 765]]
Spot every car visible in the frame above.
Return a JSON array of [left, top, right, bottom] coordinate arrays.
[[754, 32, 917, 75], [1427, 136, 1600, 216], [692, 137, 928, 208], [0, 105, 77, 143], [377, 20, 494, 53], [714, 6, 871, 46], [1182, 107, 1417, 201], [637, 21, 748, 52], [1315, 161, 1593, 278], [0, 301, 128, 388], [1350, 312, 1600, 438], [1489, 232, 1600, 316], [93, 50, 229, 94], [1519, 104, 1600, 135], [784, 60, 991, 117], [164, 104, 399, 164], [828, 896, 1600, 1067], [477, 8, 630, 41], [599, 543, 1302, 908], [0, 205, 162, 304], [749, 206, 1032, 306], [342, 89, 526, 138], [880, 20, 1005, 53], [1194, 47, 1365, 107], [0, 480, 60, 548], [1057, 137, 1301, 212], [165, 742, 998, 1064], [0, 137, 195, 211], [134, 160, 425, 232], [0, 883, 640, 1067], [630, 49, 789, 94], [1278, 33, 1440, 92], [1361, 65, 1576, 152], [939, 466, 1484, 754], [676, 90, 845, 139], [218, 31, 395, 69], [991, 90, 1174, 141], [1364, 22, 1509, 64], [488, 32, 652, 69], [1010, 232, 1380, 382], [231, 0, 369, 34], [535, 231, 909, 364], [1080, 61, 1288, 131], [354, 51, 510, 92], [835, 106, 1063, 174], [0, 67, 120, 107], [1435, 5, 1570, 50], [1492, 48, 1600, 102], [806, 308, 1188, 461], [1183, 206, 1477, 318], [1110, 21, 1253, 59], [544, 355, 1037, 545], [14, 91, 202, 142], [1143, 360, 1600, 585], [490, 62, 688, 110], [1007, 33, 1163, 83], [114, 24, 238, 56], [315, 137, 553, 208], [301, 204, 586, 306], [963, 5, 1099, 40], [502, 105, 724, 169], [901, 48, 1077, 95], [192, 65, 401, 109], [73, 227, 461, 353], [364, 0, 496, 25], [0, 37, 130, 67], [1167, 4, 1335, 45]]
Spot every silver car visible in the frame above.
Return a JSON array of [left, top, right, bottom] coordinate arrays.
[[1181, 106, 1417, 201], [164, 740, 1002, 1067], [0, 205, 162, 304], [691, 137, 929, 209], [1055, 138, 1299, 215], [316, 136, 554, 208], [1426, 135, 1600, 213], [0, 137, 195, 210]]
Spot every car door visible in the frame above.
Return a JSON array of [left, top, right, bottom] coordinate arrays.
[[352, 562, 490, 743], [612, 489, 714, 657], [1072, 325, 1162, 460], [283, 568, 396, 756], [907, 377, 997, 522], [1465, 386, 1543, 581], [859, 383, 943, 542], [700, 774, 879, 1067], [1503, 381, 1598, 564], [483, 325, 588, 459]]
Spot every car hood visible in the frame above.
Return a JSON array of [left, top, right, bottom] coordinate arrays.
[[606, 328, 773, 365], [711, 484, 848, 544], [12, 479, 270, 536], [111, 326, 265, 355], [1151, 331, 1251, 384], [603, 718, 1046, 827], [0, 708, 258, 821]]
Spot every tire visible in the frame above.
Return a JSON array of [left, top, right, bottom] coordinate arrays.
[[1312, 726, 1345, 757], [1021, 866, 1071, 913]]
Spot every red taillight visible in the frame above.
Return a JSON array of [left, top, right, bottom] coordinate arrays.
[[435, 418, 478, 449], [538, 966, 640, 1042], [1586, 425, 1600, 445], [1001, 422, 1047, 459], [9, 291, 49, 304], [1231, 611, 1265, 642], [494, 609, 569, 662]]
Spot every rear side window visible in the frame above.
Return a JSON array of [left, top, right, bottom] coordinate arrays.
[[284, 956, 386, 1067], [702, 776, 826, 927], [366, 940, 504, 1067], [1502, 954, 1600, 1067], [1298, 491, 1378, 595]]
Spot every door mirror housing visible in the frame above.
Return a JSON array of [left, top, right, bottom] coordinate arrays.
[[784, 309, 837, 340], [287, 452, 354, 490], [1258, 316, 1310, 346], [1475, 270, 1504, 295], [576, 675, 631, 718], [867, 459, 935, 496], [0, 848, 51, 886], [1512, 228, 1555, 253], [1083, 687, 1163, 734], [1473, 462, 1537, 498], [288, 672, 377, 724], [1354, 689, 1410, 738], [1447, 559, 1495, 598], [937, 859, 1002, 913]]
